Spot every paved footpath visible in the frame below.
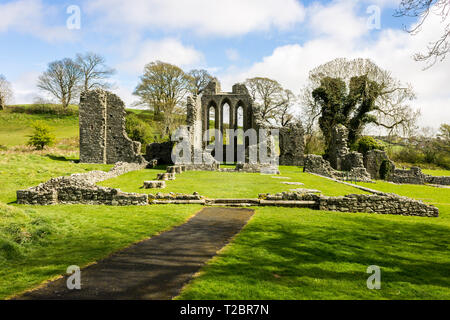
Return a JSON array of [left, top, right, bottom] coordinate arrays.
[[17, 207, 254, 300]]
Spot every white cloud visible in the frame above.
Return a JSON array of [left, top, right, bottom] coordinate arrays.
[[226, 49, 240, 62], [117, 38, 204, 74], [10, 71, 40, 104], [85, 0, 305, 36], [307, 1, 368, 41], [0, 0, 77, 42], [219, 1, 450, 129]]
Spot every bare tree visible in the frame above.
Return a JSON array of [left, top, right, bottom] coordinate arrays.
[[245, 77, 296, 127], [75, 52, 116, 92], [395, 0, 450, 67], [134, 61, 192, 138], [301, 58, 420, 150], [187, 69, 214, 95], [37, 58, 82, 108], [0, 75, 13, 110], [275, 89, 296, 127]]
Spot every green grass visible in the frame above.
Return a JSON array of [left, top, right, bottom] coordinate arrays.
[[422, 169, 450, 177], [99, 166, 369, 198], [0, 152, 201, 299], [176, 175, 450, 300], [177, 206, 450, 300], [0, 105, 158, 148], [0, 110, 79, 147]]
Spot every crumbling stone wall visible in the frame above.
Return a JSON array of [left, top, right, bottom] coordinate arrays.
[[279, 121, 305, 166], [387, 166, 450, 185], [304, 154, 372, 182], [145, 141, 175, 165], [425, 175, 450, 185], [258, 191, 438, 217], [17, 162, 148, 205], [79, 89, 146, 164], [329, 124, 350, 170], [364, 149, 390, 180]]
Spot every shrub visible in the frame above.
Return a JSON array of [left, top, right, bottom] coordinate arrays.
[[352, 136, 384, 154], [379, 159, 393, 180], [27, 121, 55, 150], [392, 146, 424, 164], [9, 104, 78, 116], [125, 114, 153, 148]]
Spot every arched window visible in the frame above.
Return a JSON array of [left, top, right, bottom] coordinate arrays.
[[236, 106, 244, 145], [208, 106, 216, 143], [222, 103, 230, 144]]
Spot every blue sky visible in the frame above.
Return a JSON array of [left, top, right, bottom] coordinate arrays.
[[0, 0, 448, 130]]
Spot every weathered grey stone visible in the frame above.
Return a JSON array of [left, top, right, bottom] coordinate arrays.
[[364, 149, 389, 179], [279, 121, 305, 166], [79, 89, 146, 164], [329, 124, 350, 170], [145, 141, 175, 165], [143, 181, 166, 189], [258, 191, 438, 217], [167, 166, 183, 174], [17, 162, 148, 206], [156, 173, 176, 181]]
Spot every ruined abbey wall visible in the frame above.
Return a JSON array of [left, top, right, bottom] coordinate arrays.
[[79, 89, 146, 164]]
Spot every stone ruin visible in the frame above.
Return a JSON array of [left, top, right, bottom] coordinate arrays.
[[388, 166, 450, 185], [79, 89, 146, 164], [17, 162, 149, 206], [279, 121, 305, 166], [304, 125, 372, 182], [145, 79, 305, 170]]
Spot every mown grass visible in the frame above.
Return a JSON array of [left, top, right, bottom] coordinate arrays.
[[99, 166, 369, 198], [0, 108, 79, 147], [0, 152, 200, 299], [177, 206, 450, 300], [422, 169, 450, 177], [176, 174, 450, 300]]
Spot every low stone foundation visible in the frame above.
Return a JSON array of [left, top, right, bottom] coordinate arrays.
[[143, 181, 166, 189], [258, 191, 438, 217], [156, 173, 176, 181], [304, 154, 372, 182], [388, 166, 450, 186], [16, 162, 148, 206]]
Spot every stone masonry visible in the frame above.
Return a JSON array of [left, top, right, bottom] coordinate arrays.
[[79, 89, 146, 164], [258, 191, 438, 217], [279, 120, 305, 166], [17, 162, 148, 205]]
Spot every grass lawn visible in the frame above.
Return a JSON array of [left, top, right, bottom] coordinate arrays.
[[422, 169, 450, 177], [0, 152, 201, 299], [1, 151, 449, 300], [177, 206, 450, 299], [99, 166, 369, 198], [0, 110, 79, 147], [177, 179, 450, 300]]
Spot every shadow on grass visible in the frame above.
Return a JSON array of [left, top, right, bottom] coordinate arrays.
[[183, 212, 450, 298], [45, 154, 78, 163]]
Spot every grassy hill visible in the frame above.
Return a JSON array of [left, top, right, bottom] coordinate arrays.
[[0, 105, 159, 152]]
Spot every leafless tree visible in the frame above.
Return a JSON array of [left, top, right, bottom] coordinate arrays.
[[245, 77, 296, 127], [187, 69, 214, 95], [75, 52, 116, 92], [37, 58, 82, 108], [301, 58, 420, 151], [395, 0, 450, 67], [0, 75, 13, 110]]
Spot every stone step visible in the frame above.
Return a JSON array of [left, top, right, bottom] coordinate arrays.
[[212, 198, 260, 204], [151, 200, 206, 204], [259, 200, 317, 207], [208, 203, 255, 207]]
